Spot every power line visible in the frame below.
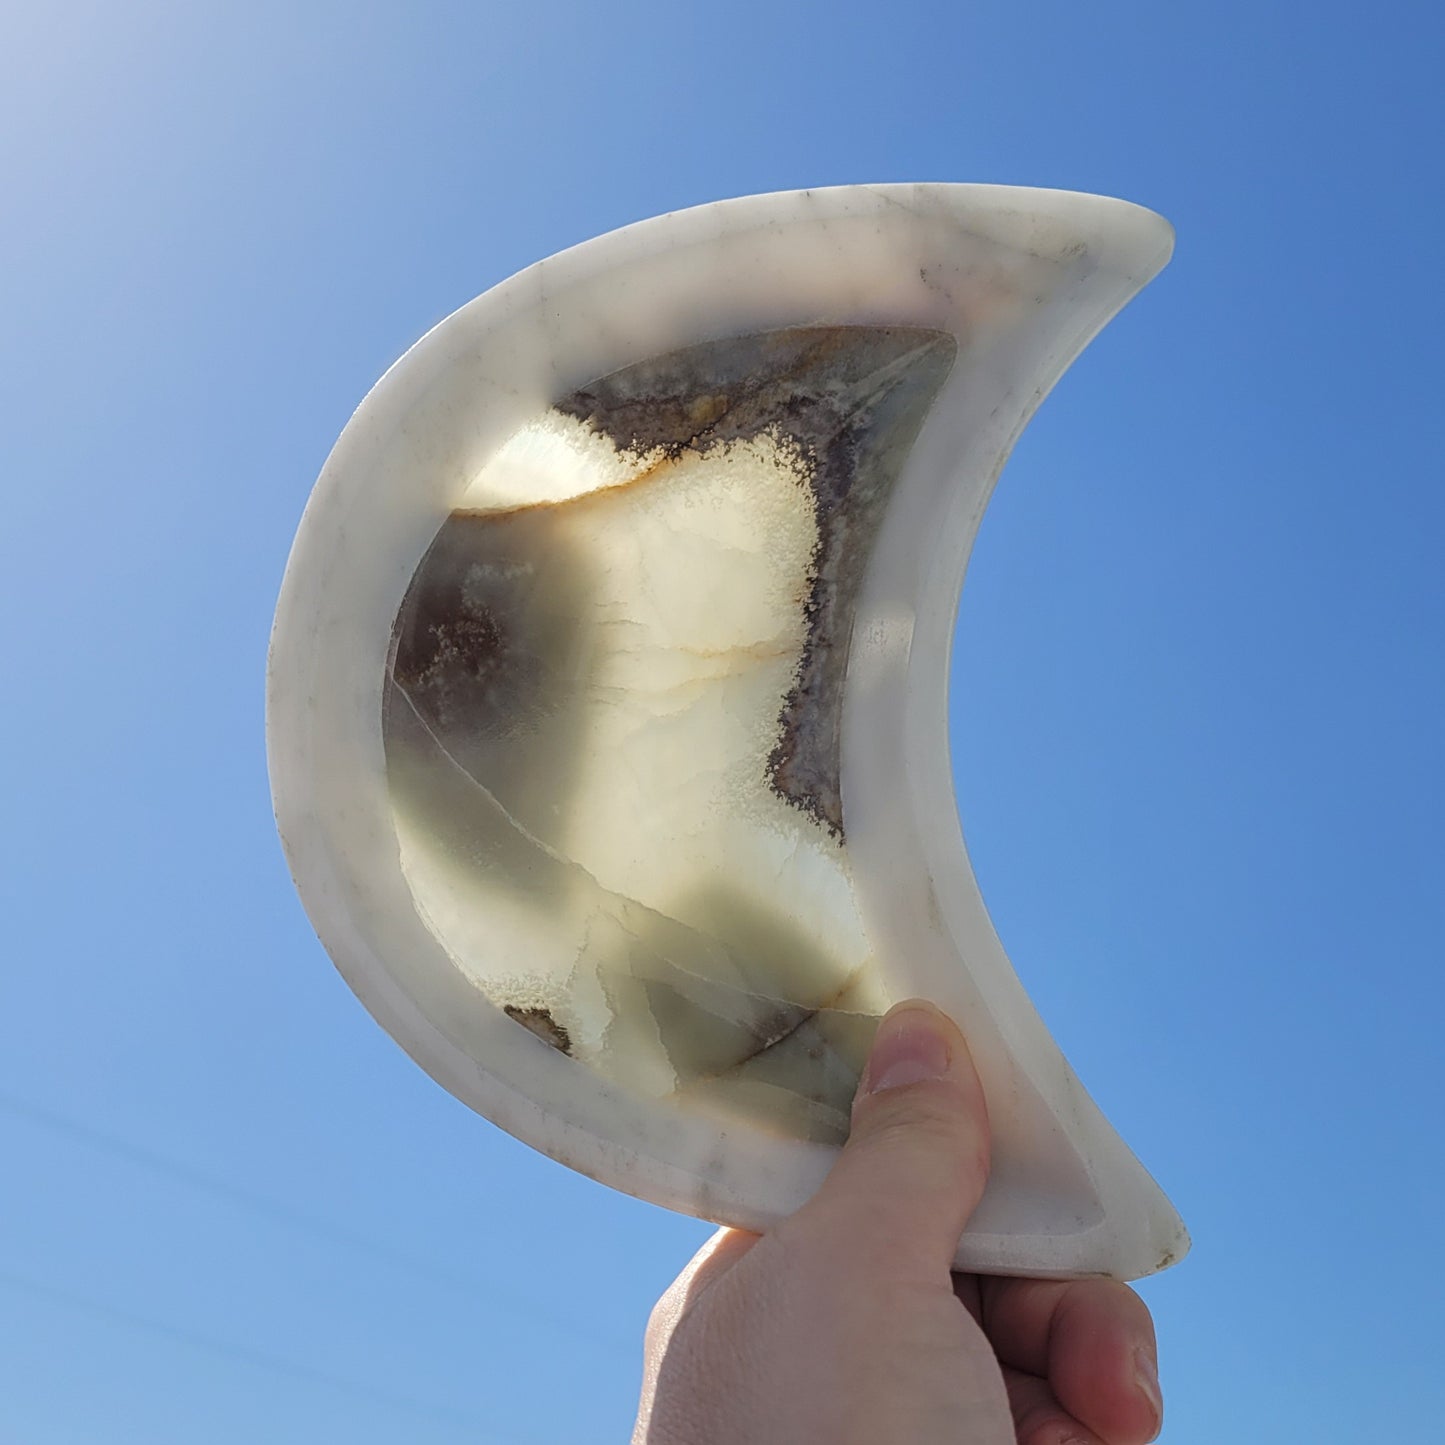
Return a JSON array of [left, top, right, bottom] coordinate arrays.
[[0, 1267, 551, 1444], [0, 1090, 634, 1358]]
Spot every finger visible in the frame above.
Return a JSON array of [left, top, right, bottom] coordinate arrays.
[[952, 1270, 982, 1326], [1002, 1366, 1108, 1445], [980, 1276, 1162, 1444], [789, 1000, 990, 1279]]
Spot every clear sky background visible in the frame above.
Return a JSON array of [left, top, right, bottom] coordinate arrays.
[[2, 2, 1442, 1441]]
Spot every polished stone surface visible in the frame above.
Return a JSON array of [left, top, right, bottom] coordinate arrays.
[[268, 184, 1189, 1279], [384, 327, 954, 1146]]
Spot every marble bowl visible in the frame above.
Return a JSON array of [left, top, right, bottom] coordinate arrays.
[[267, 184, 1189, 1280]]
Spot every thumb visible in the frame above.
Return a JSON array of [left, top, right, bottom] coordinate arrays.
[[796, 999, 992, 1276]]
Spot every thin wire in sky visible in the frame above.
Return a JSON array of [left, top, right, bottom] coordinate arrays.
[[0, 1090, 634, 1359], [0, 1268, 553, 1444]]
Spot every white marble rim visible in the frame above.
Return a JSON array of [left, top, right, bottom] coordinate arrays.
[[267, 183, 1188, 1279]]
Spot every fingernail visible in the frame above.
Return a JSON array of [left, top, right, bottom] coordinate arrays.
[[864, 1001, 953, 1093], [1134, 1346, 1162, 1440]]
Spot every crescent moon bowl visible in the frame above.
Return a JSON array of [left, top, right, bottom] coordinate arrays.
[[267, 183, 1189, 1281]]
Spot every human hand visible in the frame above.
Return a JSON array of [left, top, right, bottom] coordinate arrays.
[[633, 1000, 1164, 1444]]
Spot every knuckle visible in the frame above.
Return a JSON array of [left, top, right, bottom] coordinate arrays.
[[859, 1084, 987, 1163], [1059, 1276, 1156, 1350]]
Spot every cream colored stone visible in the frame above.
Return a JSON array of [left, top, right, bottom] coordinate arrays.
[[267, 184, 1189, 1280]]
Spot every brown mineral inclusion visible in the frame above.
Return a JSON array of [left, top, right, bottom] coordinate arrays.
[[383, 326, 954, 1145]]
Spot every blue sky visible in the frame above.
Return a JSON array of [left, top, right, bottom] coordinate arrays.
[[2, 1, 1442, 1440]]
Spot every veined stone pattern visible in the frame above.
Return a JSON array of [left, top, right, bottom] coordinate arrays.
[[269, 184, 1190, 1279], [384, 327, 954, 1146]]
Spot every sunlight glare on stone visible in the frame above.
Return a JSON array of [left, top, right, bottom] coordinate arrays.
[[383, 327, 954, 1144]]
